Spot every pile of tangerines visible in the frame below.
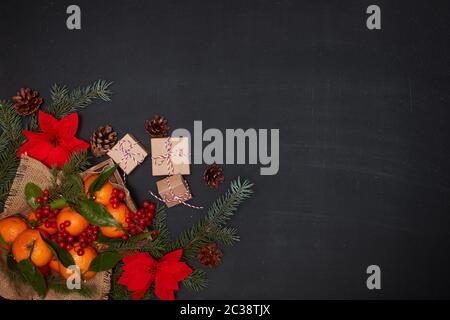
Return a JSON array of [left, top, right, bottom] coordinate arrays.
[[0, 174, 156, 281]]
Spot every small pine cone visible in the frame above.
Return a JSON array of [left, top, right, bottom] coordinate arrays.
[[12, 88, 43, 116], [198, 243, 224, 268], [90, 125, 118, 157], [145, 115, 170, 138], [203, 164, 224, 188]]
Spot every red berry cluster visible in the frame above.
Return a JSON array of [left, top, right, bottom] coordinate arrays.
[[50, 223, 98, 256], [109, 188, 126, 209], [35, 189, 59, 229], [126, 200, 157, 237]]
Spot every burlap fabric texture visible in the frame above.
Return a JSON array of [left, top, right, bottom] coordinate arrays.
[[0, 155, 136, 300]]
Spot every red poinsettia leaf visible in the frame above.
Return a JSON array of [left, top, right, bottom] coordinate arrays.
[[160, 249, 183, 263], [154, 274, 178, 300], [44, 146, 71, 168], [119, 269, 154, 292], [38, 111, 59, 133], [59, 135, 89, 152], [23, 130, 51, 143], [122, 252, 156, 267], [17, 141, 53, 161], [56, 112, 79, 136], [167, 262, 193, 282]]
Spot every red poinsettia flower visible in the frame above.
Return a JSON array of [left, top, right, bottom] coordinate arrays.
[[118, 249, 192, 300], [17, 111, 89, 168]]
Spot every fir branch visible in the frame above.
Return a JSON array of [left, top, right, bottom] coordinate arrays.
[[170, 178, 253, 260], [183, 269, 208, 291], [46, 80, 113, 118], [48, 151, 90, 204], [0, 144, 21, 204], [0, 100, 24, 146], [109, 263, 131, 300], [0, 100, 25, 204], [61, 150, 91, 176], [208, 227, 240, 246]]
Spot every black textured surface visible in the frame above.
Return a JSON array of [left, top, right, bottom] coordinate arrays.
[[1, 0, 450, 299]]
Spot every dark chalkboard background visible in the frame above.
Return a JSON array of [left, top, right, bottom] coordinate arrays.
[[1, 0, 449, 299]]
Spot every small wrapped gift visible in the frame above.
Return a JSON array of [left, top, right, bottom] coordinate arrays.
[[107, 134, 148, 175], [150, 137, 190, 176], [156, 174, 192, 208]]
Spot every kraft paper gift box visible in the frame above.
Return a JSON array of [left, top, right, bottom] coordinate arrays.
[[150, 137, 190, 176], [156, 174, 192, 208], [107, 134, 148, 175]]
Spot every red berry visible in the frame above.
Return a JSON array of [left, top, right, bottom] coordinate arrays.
[[58, 242, 65, 248], [64, 220, 71, 227], [43, 205, 50, 211], [121, 235, 128, 241], [143, 200, 150, 208], [44, 189, 49, 195], [65, 244, 73, 250], [118, 191, 126, 200], [112, 203, 118, 209], [125, 217, 131, 223], [36, 212, 42, 219], [151, 230, 159, 237], [43, 195, 49, 202], [67, 236, 74, 242], [59, 223, 66, 230], [148, 203, 155, 211], [36, 197, 42, 204], [36, 208, 42, 214], [112, 188, 118, 196], [43, 209, 50, 216], [45, 221, 51, 228], [80, 242, 88, 248], [76, 249, 85, 256]]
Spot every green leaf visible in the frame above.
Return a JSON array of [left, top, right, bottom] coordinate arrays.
[[49, 198, 68, 210], [70, 174, 84, 191], [7, 251, 19, 272], [88, 164, 117, 195], [42, 236, 75, 268], [25, 183, 43, 210], [77, 199, 118, 227], [0, 234, 10, 247], [16, 259, 47, 298], [88, 251, 122, 272]]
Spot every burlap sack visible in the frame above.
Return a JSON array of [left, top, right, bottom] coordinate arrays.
[[0, 155, 134, 300]]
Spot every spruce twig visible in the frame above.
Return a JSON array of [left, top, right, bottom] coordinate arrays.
[[0, 100, 25, 204], [183, 269, 208, 291], [46, 80, 113, 118]]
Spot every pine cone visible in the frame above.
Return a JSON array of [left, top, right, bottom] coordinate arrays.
[[12, 87, 43, 116], [203, 164, 224, 188], [90, 125, 118, 157], [145, 115, 169, 138], [198, 243, 224, 268]]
